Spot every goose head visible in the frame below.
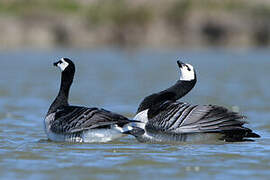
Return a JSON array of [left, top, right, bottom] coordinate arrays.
[[54, 58, 75, 74], [177, 60, 196, 81]]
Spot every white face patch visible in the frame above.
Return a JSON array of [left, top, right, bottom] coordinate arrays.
[[179, 63, 195, 81], [57, 58, 69, 71]]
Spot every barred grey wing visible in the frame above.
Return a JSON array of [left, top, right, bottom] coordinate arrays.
[[146, 102, 246, 134], [51, 106, 130, 134]]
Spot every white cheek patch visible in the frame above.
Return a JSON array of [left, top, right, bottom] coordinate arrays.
[[58, 58, 69, 71], [179, 64, 195, 81]]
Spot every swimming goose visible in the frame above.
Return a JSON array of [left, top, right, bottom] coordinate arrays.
[[133, 61, 260, 143], [44, 58, 140, 143]]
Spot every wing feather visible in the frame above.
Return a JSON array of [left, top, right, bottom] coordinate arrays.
[[146, 102, 251, 136], [51, 106, 130, 134]]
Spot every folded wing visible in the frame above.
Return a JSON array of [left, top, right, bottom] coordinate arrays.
[[51, 106, 131, 134], [146, 102, 260, 141]]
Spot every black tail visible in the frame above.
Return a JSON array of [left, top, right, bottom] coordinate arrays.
[[220, 127, 260, 142], [123, 127, 145, 137]]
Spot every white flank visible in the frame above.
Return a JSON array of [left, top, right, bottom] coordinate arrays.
[[58, 58, 69, 71], [82, 129, 124, 143], [179, 63, 195, 81]]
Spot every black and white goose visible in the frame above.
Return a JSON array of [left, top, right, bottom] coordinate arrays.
[[44, 58, 139, 143], [133, 61, 260, 143]]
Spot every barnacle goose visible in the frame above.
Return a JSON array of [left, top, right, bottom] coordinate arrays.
[[132, 61, 260, 143], [44, 58, 141, 143]]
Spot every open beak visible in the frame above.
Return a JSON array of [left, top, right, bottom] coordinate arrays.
[[53, 61, 61, 67], [177, 60, 185, 68]]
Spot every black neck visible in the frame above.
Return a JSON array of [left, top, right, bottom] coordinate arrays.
[[48, 71, 74, 114], [137, 77, 196, 113]]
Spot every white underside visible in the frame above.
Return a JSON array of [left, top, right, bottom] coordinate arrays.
[[45, 128, 125, 143], [82, 128, 125, 143], [44, 113, 132, 143]]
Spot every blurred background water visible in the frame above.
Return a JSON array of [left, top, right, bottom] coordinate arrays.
[[0, 48, 269, 180], [0, 0, 270, 180]]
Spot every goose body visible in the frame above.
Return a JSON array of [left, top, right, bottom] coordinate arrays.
[[45, 106, 134, 142], [44, 58, 137, 143], [133, 61, 260, 143]]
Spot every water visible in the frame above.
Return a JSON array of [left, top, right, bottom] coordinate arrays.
[[0, 48, 269, 180]]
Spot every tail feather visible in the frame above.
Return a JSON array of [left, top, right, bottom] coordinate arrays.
[[219, 126, 260, 142], [183, 105, 260, 141], [123, 127, 145, 137], [246, 132, 260, 138], [121, 120, 145, 137]]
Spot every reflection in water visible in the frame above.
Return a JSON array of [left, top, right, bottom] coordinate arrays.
[[0, 49, 269, 179]]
